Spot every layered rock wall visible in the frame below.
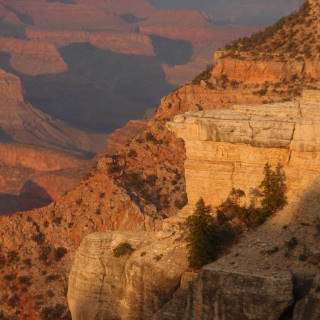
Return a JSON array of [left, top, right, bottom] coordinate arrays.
[[26, 28, 155, 56], [0, 37, 67, 75], [167, 90, 320, 207], [68, 230, 188, 320]]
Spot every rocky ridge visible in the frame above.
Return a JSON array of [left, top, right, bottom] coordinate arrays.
[[0, 68, 105, 154], [0, 1, 318, 318], [69, 89, 320, 320]]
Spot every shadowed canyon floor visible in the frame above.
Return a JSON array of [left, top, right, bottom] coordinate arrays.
[[0, 0, 256, 213]]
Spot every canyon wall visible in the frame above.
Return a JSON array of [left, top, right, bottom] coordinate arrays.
[[167, 90, 320, 207], [69, 90, 320, 319], [0, 68, 106, 154]]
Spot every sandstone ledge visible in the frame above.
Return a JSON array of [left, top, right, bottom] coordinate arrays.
[[68, 230, 188, 320], [167, 90, 320, 207]]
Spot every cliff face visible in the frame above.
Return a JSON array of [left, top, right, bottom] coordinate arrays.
[[167, 90, 320, 207], [68, 90, 320, 320], [0, 67, 103, 213], [0, 68, 106, 154], [0, 143, 92, 214], [212, 0, 320, 92], [2, 1, 319, 318], [68, 230, 188, 320], [0, 37, 67, 75]]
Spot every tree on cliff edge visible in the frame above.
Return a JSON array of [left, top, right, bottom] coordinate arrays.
[[186, 198, 235, 269], [260, 163, 287, 216]]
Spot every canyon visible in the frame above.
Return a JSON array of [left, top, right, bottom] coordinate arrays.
[[1, 0, 319, 319], [0, 0, 257, 214], [68, 89, 320, 319]]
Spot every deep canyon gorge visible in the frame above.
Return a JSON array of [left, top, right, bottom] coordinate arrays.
[[1, 0, 320, 319]]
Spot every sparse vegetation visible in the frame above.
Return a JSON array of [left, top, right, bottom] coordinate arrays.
[[113, 242, 135, 257], [260, 163, 287, 215], [175, 192, 188, 209], [54, 247, 68, 261], [6, 251, 19, 264], [186, 163, 287, 269], [39, 245, 52, 264], [192, 64, 213, 85], [18, 275, 32, 286], [224, 1, 315, 65], [41, 304, 70, 320], [186, 199, 235, 269]]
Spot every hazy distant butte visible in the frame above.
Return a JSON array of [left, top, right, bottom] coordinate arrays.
[[0, 68, 105, 154]]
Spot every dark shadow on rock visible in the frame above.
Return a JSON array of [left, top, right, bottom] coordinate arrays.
[[0, 35, 193, 134], [0, 19, 26, 39], [0, 128, 13, 143], [0, 180, 53, 215], [150, 34, 193, 66], [9, 43, 175, 133]]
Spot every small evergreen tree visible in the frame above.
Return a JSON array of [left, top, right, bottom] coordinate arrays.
[[186, 198, 234, 269], [260, 163, 287, 216], [186, 199, 216, 269]]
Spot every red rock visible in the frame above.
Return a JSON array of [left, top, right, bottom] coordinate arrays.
[[0, 68, 106, 154], [0, 37, 67, 75], [26, 28, 155, 56]]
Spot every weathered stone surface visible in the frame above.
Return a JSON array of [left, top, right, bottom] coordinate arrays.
[[167, 90, 320, 207], [0, 68, 106, 154], [68, 230, 188, 320], [187, 265, 293, 320], [0, 37, 67, 75], [212, 57, 305, 84], [293, 274, 320, 320]]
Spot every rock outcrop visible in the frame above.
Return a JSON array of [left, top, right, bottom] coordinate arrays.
[[68, 89, 320, 319], [0, 37, 67, 75], [26, 28, 155, 56], [0, 68, 106, 154], [68, 230, 188, 320], [185, 266, 292, 320], [3, 2, 319, 319], [167, 90, 320, 207], [293, 274, 320, 319]]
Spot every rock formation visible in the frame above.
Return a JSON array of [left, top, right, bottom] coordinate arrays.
[[0, 143, 92, 213], [0, 67, 103, 213], [2, 1, 320, 319], [26, 28, 155, 56], [167, 90, 320, 207], [0, 68, 106, 154], [68, 230, 188, 320], [68, 89, 320, 319], [0, 37, 67, 75]]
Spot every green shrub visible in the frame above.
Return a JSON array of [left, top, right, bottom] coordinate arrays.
[[186, 199, 235, 269], [54, 247, 68, 261], [260, 163, 287, 215], [18, 276, 32, 286], [128, 149, 137, 158], [7, 251, 19, 264], [3, 274, 16, 282], [186, 163, 287, 269], [113, 242, 135, 257], [218, 164, 287, 227]]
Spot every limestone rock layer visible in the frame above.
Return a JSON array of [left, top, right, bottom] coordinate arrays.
[[168, 90, 320, 207]]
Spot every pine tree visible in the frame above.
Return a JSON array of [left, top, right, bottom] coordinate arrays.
[[186, 199, 216, 269], [186, 198, 235, 269], [260, 163, 287, 216]]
